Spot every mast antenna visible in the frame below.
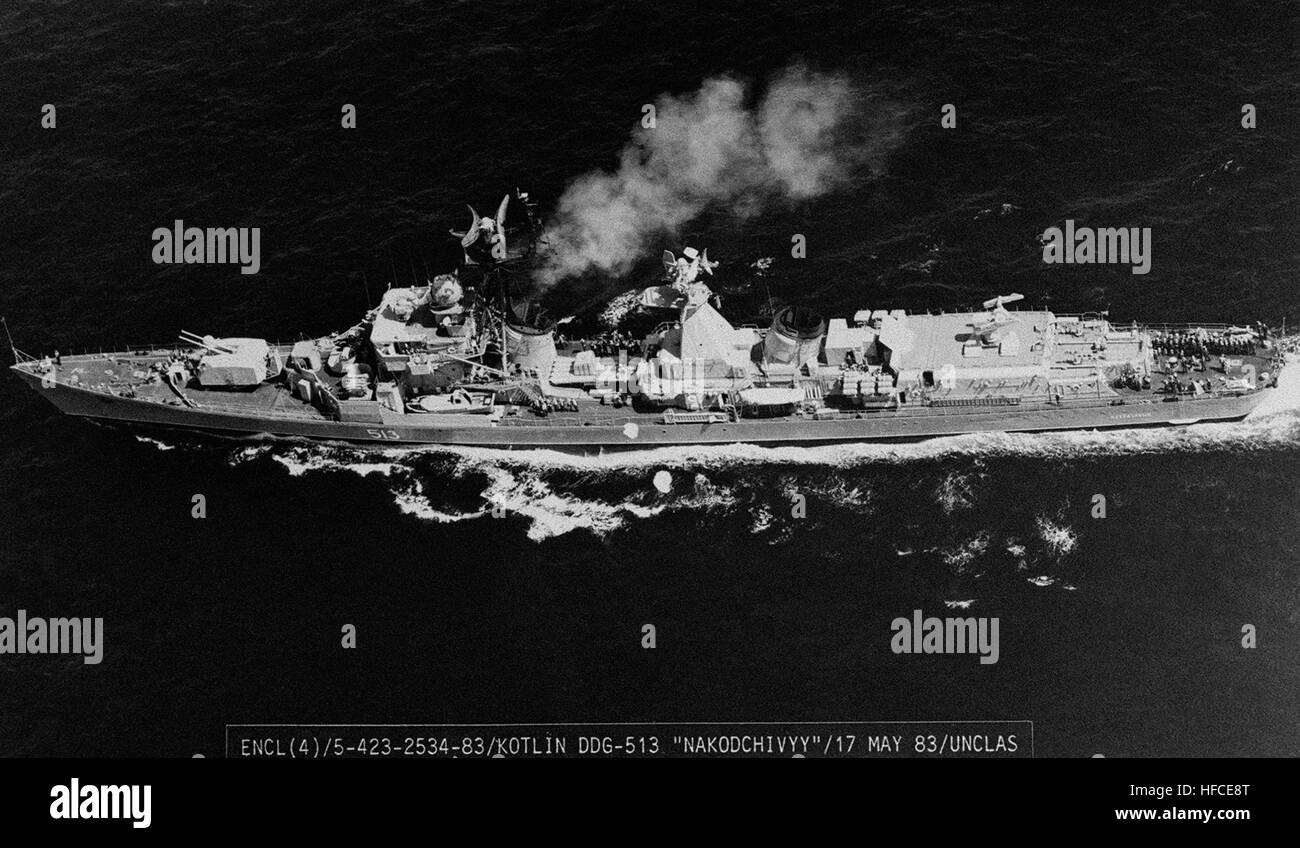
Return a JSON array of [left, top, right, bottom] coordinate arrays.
[[496, 268, 509, 376], [1, 316, 16, 362]]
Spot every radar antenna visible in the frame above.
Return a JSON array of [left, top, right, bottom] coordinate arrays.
[[981, 292, 1025, 311], [971, 293, 1025, 343]]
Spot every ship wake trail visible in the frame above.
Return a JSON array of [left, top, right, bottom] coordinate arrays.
[[192, 407, 1300, 547], [534, 64, 915, 288]]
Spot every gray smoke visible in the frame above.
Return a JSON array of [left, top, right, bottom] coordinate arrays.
[[535, 65, 911, 288]]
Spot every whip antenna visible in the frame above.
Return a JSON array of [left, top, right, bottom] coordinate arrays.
[[1, 316, 16, 362]]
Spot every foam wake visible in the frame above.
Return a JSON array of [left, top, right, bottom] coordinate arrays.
[[128, 390, 1300, 545]]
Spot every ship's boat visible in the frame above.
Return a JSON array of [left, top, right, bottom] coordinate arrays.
[[409, 389, 493, 414]]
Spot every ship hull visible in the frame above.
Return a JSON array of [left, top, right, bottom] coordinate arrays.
[[13, 364, 1276, 453]]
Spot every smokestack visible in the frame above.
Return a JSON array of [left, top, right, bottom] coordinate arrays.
[[764, 305, 826, 368]]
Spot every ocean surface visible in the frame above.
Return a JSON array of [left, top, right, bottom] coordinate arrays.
[[0, 0, 1297, 756]]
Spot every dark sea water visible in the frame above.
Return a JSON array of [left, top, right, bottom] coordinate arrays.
[[1, 0, 1298, 756]]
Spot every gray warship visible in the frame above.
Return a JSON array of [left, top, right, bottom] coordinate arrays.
[[9, 193, 1293, 451]]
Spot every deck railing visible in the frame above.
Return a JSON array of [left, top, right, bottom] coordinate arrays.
[[14, 340, 298, 360]]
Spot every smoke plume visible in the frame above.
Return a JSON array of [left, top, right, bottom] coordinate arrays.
[[534, 65, 912, 288]]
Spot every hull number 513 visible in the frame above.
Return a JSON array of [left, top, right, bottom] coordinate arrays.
[[366, 428, 402, 440]]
